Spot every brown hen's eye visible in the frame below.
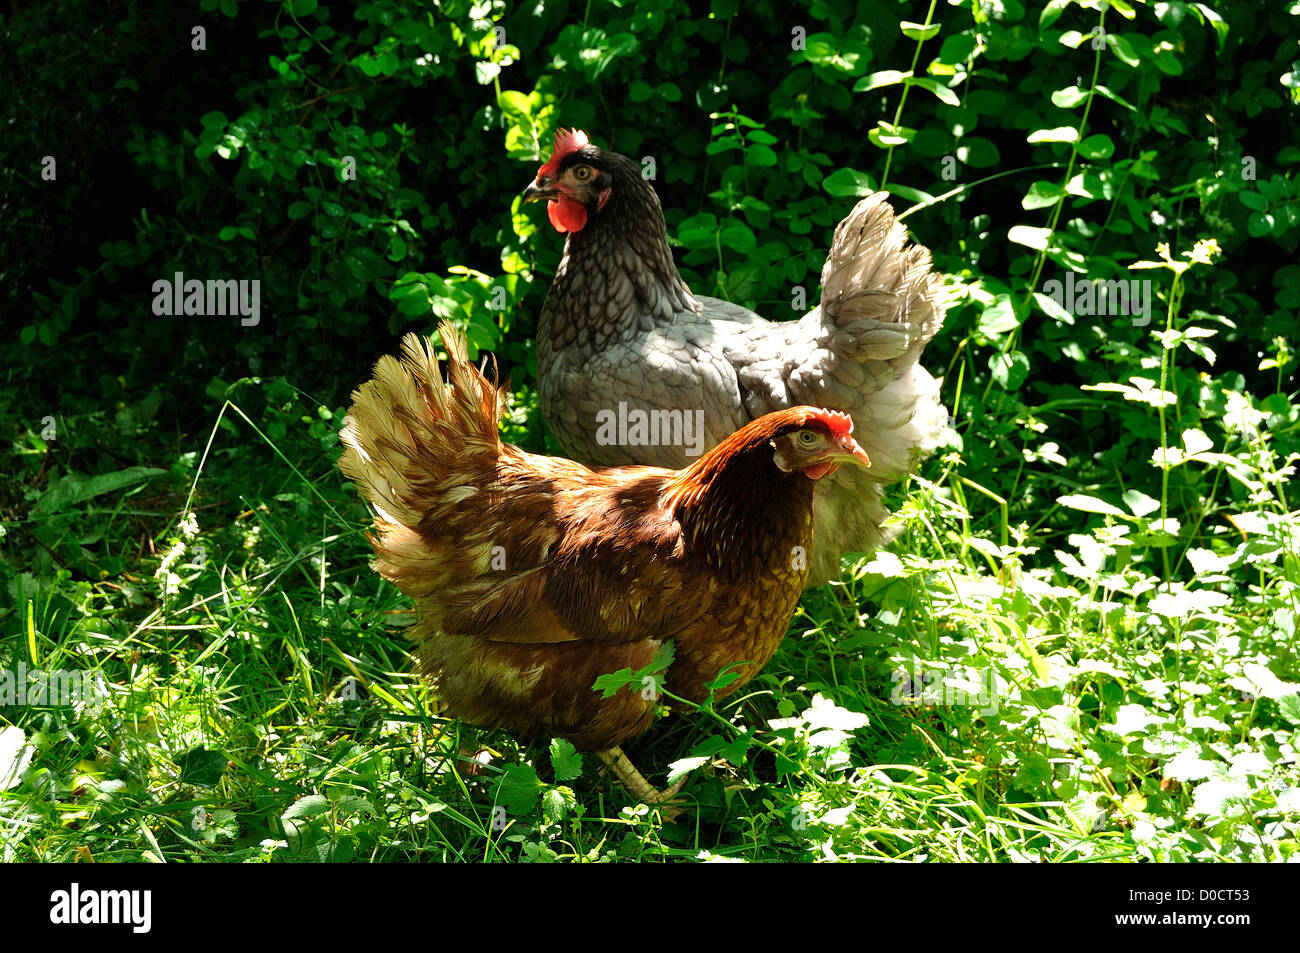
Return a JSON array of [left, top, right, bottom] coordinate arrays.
[[573, 166, 592, 181], [797, 430, 818, 446]]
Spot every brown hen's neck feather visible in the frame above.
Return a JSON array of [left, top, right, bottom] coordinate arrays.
[[539, 151, 698, 351], [666, 418, 815, 580]]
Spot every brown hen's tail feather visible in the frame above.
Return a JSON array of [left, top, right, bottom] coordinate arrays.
[[339, 324, 504, 532]]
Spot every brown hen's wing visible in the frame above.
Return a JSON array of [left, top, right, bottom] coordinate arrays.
[[435, 449, 701, 648]]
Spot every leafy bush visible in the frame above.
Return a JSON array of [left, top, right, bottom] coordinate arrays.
[[1, 0, 1296, 862]]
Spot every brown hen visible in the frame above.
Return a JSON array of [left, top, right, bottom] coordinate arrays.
[[339, 324, 871, 801]]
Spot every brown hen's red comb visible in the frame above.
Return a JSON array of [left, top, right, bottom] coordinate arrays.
[[817, 409, 855, 438], [539, 128, 589, 179]]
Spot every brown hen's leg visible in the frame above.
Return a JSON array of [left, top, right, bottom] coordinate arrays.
[[596, 747, 688, 804]]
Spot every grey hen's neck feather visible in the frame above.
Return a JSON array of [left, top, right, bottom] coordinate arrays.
[[539, 152, 698, 353]]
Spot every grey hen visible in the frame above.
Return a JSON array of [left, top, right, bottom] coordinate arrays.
[[523, 129, 948, 585]]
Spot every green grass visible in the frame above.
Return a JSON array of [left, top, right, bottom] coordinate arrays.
[[3, 308, 1297, 862]]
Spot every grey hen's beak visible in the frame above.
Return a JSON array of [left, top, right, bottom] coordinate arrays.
[[522, 177, 553, 202]]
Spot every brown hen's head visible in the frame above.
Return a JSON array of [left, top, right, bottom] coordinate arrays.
[[766, 408, 872, 480], [674, 406, 871, 509], [522, 127, 644, 234], [667, 406, 871, 578]]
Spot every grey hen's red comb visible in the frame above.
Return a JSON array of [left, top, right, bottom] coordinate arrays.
[[539, 128, 589, 179]]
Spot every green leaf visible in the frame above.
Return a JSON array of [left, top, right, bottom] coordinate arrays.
[[905, 77, 960, 107], [1008, 225, 1052, 251], [1247, 211, 1274, 238], [177, 746, 229, 787], [1058, 494, 1128, 517], [591, 667, 637, 698], [978, 294, 1020, 334], [937, 34, 976, 64], [900, 21, 941, 42], [956, 137, 1000, 168], [1192, 3, 1229, 51], [1051, 85, 1088, 108], [282, 794, 330, 822], [1028, 126, 1079, 144], [1076, 134, 1115, 160], [853, 69, 907, 92], [1094, 84, 1136, 111], [990, 350, 1029, 390], [541, 788, 569, 823], [745, 143, 778, 167], [391, 280, 429, 317], [678, 212, 719, 250], [869, 121, 915, 147], [720, 730, 754, 764], [803, 693, 869, 733], [666, 756, 709, 785], [1040, 0, 1070, 29], [1153, 51, 1183, 75], [34, 467, 167, 514], [1023, 181, 1066, 210], [496, 764, 542, 816], [1279, 694, 1300, 728], [1033, 290, 1075, 325], [549, 738, 583, 782], [0, 728, 33, 791], [822, 167, 876, 197], [290, 0, 318, 15], [1104, 703, 1162, 736], [1108, 34, 1141, 68], [1122, 489, 1161, 518], [593, 640, 674, 698]]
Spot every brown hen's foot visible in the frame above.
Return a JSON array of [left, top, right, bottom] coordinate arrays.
[[596, 746, 689, 805]]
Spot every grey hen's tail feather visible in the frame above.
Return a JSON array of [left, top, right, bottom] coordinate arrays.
[[787, 192, 949, 480], [339, 323, 504, 532], [818, 191, 945, 354]]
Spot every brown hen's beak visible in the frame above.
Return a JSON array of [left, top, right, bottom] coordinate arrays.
[[522, 177, 553, 202], [834, 437, 872, 470]]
